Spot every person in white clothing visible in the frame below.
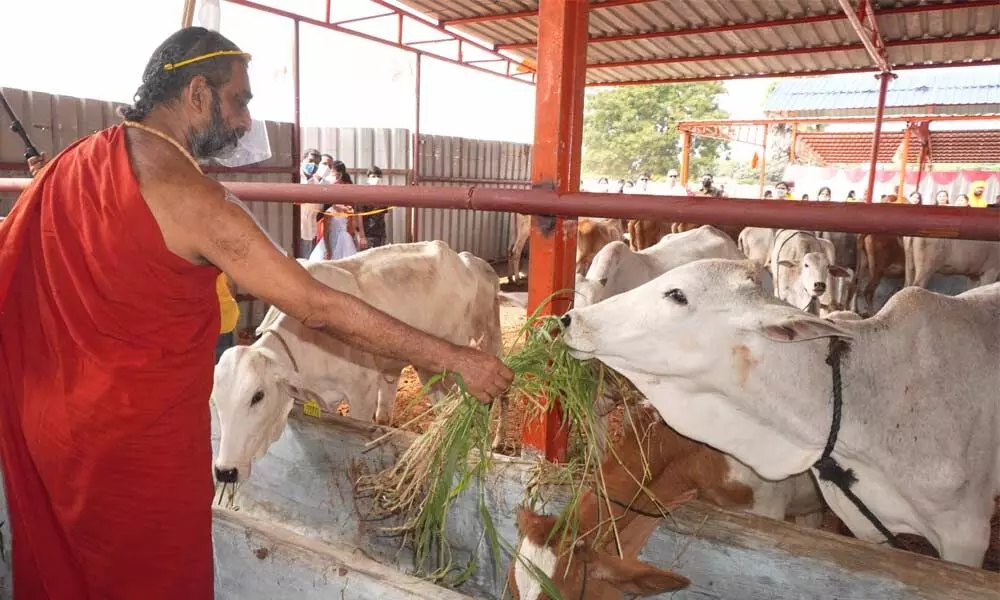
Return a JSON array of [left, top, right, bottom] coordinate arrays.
[[309, 157, 359, 261]]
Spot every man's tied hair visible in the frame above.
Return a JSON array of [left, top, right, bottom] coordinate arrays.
[[120, 27, 245, 122]]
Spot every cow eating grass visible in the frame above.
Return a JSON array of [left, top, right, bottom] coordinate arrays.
[[561, 258, 1000, 568], [211, 241, 504, 485]]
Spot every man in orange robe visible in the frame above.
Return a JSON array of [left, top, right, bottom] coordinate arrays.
[[0, 27, 511, 599]]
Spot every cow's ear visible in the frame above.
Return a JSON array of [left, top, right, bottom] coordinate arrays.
[[588, 550, 690, 595], [760, 312, 853, 342], [777, 259, 796, 268]]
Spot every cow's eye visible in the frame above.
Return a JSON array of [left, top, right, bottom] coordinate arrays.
[[663, 288, 688, 305], [250, 391, 265, 405]]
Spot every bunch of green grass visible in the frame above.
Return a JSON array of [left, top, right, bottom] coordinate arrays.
[[358, 298, 617, 588]]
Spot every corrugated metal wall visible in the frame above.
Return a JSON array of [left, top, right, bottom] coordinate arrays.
[[414, 134, 532, 263], [300, 126, 411, 244], [0, 87, 534, 331]]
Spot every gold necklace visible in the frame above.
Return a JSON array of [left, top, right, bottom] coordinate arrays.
[[123, 120, 203, 174]]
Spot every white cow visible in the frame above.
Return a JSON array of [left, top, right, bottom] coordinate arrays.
[[737, 227, 775, 264], [770, 229, 851, 316], [213, 241, 504, 483], [575, 225, 744, 308], [903, 237, 1000, 290], [562, 258, 1000, 567]]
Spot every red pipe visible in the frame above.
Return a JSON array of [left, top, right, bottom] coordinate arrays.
[[1, 179, 997, 240], [864, 73, 893, 204], [588, 59, 998, 86], [291, 18, 303, 256], [500, 0, 998, 50], [588, 34, 995, 70]]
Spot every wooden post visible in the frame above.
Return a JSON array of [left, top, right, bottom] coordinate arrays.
[[521, 0, 589, 462]]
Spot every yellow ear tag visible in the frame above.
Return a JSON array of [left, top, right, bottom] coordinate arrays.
[[303, 399, 322, 418]]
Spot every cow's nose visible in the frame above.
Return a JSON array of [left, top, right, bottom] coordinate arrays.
[[813, 282, 827, 294], [215, 466, 239, 483], [560, 313, 572, 328]]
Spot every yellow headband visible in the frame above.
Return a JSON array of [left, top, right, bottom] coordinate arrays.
[[163, 50, 251, 71]]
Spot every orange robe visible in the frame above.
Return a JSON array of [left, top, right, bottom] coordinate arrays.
[[0, 125, 218, 598]]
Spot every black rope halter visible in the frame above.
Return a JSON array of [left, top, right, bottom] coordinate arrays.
[[813, 337, 903, 549]]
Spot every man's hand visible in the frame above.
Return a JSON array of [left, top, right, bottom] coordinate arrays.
[[170, 181, 513, 403], [441, 346, 513, 404], [27, 152, 47, 177]]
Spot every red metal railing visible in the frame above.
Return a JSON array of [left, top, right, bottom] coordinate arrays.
[[2, 179, 997, 241]]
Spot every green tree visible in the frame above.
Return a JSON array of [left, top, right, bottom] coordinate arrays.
[[581, 83, 729, 181]]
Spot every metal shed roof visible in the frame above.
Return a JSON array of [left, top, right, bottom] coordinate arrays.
[[765, 68, 1000, 116], [394, 0, 999, 85]]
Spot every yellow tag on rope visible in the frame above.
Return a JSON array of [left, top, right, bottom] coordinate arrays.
[[303, 399, 322, 418]]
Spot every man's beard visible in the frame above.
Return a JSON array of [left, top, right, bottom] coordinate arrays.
[[189, 91, 245, 160]]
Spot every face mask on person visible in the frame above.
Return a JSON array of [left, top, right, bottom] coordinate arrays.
[[368, 176, 381, 185], [315, 163, 332, 180], [302, 161, 317, 177]]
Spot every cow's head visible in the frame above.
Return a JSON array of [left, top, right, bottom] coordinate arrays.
[[508, 508, 689, 600], [561, 259, 852, 479], [212, 344, 305, 484], [778, 251, 830, 298]]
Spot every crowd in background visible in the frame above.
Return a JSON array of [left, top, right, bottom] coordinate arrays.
[[762, 179, 999, 207], [298, 149, 388, 261]]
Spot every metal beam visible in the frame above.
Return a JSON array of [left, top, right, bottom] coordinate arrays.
[[837, 0, 890, 72], [521, 0, 590, 463], [6, 178, 993, 240], [219, 0, 534, 85], [498, 0, 998, 50], [677, 113, 1000, 129], [864, 73, 894, 203], [587, 58, 998, 86], [897, 123, 911, 199], [442, 0, 657, 27], [586, 34, 995, 70]]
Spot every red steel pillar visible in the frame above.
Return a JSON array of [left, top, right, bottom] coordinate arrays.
[[291, 18, 303, 255], [521, 0, 589, 462], [864, 73, 892, 203], [408, 53, 422, 243], [897, 122, 911, 200]]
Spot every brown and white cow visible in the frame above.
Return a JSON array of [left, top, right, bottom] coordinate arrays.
[[508, 215, 624, 283], [508, 405, 824, 600]]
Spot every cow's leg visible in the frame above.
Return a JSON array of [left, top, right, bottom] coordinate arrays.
[[863, 240, 880, 314], [903, 237, 916, 288], [508, 230, 528, 284], [374, 373, 400, 426]]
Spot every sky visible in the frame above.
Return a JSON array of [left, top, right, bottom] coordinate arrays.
[[10, 0, 987, 158], [0, 0, 778, 147]]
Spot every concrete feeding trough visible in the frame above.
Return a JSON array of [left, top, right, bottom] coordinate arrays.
[[202, 404, 999, 600]]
